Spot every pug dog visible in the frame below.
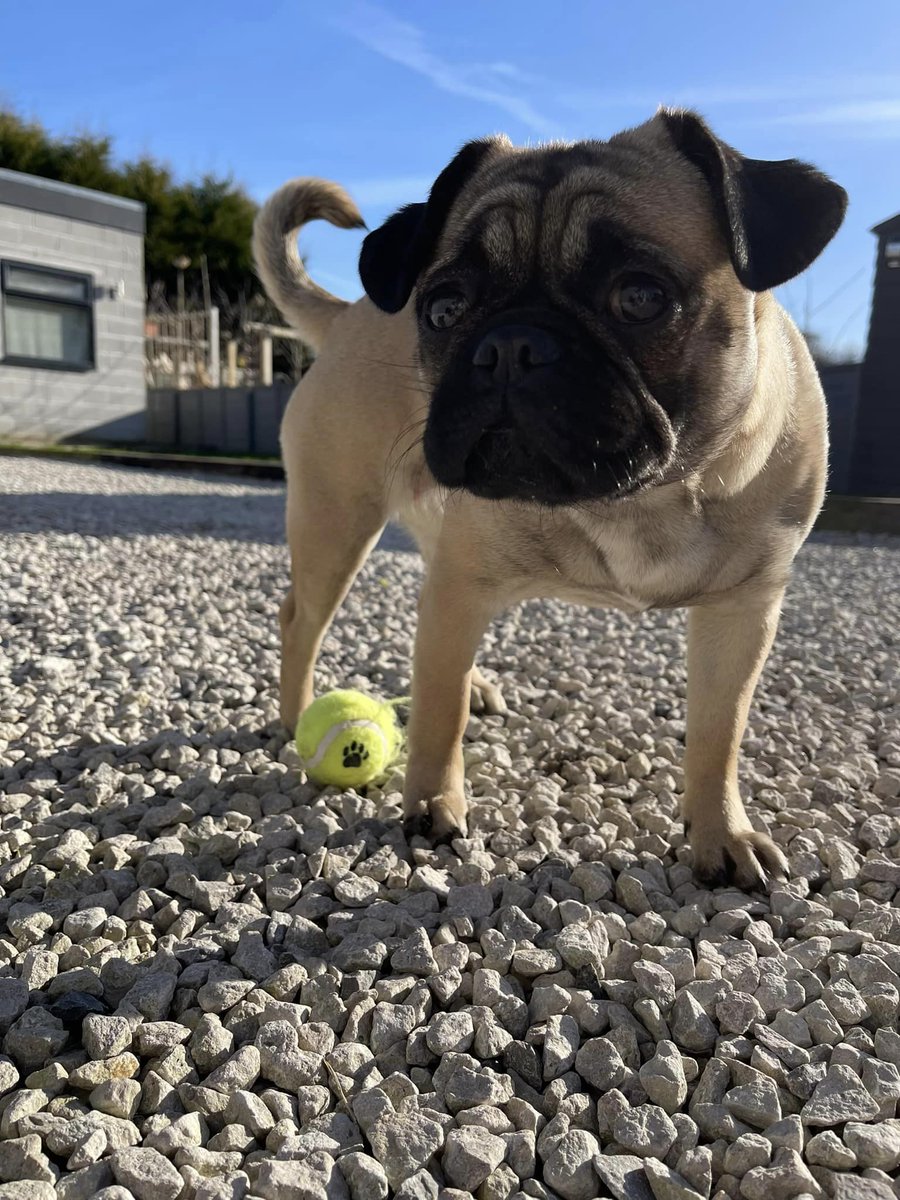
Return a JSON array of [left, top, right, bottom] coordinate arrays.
[[253, 109, 846, 890]]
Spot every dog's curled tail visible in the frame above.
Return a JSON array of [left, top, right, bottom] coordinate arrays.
[[253, 179, 365, 351]]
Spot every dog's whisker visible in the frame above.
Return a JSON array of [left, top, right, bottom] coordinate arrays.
[[384, 414, 429, 495], [351, 356, 424, 374]]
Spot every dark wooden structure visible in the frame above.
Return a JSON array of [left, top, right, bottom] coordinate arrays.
[[818, 363, 861, 495], [850, 213, 900, 496]]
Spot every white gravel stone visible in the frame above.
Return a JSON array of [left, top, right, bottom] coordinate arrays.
[[723, 1133, 771, 1175], [426, 1012, 475, 1055], [842, 1120, 900, 1171], [739, 1148, 822, 1200], [0, 1058, 20, 1096], [671, 993, 718, 1053], [255, 1152, 348, 1199], [367, 1113, 446, 1187], [144, 1112, 206, 1156], [56, 1163, 114, 1200], [203, 1045, 261, 1094], [0, 981, 30, 1033], [110, 1147, 184, 1200], [0, 1134, 55, 1184], [594, 1153, 655, 1200], [542, 1015, 580, 1080], [443, 1126, 507, 1191], [763, 1116, 803, 1153], [89, 1079, 141, 1120], [613, 1104, 679, 1158], [644, 1158, 705, 1200], [82, 1017, 134, 1061], [0, 1185, 56, 1200], [640, 1041, 689, 1114], [556, 923, 608, 971], [339, 1150, 389, 1200], [806, 1130, 858, 1169], [801, 1065, 882, 1125], [675, 1148, 712, 1197], [543, 1129, 600, 1200], [392, 929, 439, 975], [716, 993, 765, 1036], [723, 1079, 781, 1129], [574, 1036, 627, 1089]]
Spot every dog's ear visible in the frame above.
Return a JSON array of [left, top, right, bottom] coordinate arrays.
[[659, 109, 847, 292], [359, 137, 508, 313]]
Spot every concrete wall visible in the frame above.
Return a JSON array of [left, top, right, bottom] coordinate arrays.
[[0, 176, 146, 443]]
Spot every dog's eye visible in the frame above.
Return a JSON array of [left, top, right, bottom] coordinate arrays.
[[425, 289, 468, 330], [609, 275, 669, 324]]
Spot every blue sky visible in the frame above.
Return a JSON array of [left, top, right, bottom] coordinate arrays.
[[3, 0, 899, 356]]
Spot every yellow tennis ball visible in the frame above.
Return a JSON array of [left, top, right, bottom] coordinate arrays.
[[295, 689, 401, 788]]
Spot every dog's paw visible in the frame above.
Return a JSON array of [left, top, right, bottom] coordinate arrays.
[[470, 668, 507, 716], [402, 809, 433, 840], [403, 794, 468, 843], [689, 825, 788, 892]]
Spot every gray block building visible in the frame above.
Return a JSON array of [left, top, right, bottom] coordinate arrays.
[[0, 169, 146, 443]]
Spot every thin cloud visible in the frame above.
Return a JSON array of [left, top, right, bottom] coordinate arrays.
[[561, 83, 818, 112], [561, 75, 900, 117], [487, 61, 543, 86], [336, 4, 560, 137], [770, 99, 900, 128]]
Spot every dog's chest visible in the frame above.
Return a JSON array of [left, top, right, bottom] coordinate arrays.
[[539, 504, 724, 612]]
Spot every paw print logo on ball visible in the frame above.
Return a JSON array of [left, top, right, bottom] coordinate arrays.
[[342, 740, 370, 769]]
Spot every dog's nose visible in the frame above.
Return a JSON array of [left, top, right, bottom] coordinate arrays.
[[472, 325, 561, 379]]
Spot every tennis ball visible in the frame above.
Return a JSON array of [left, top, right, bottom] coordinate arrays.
[[295, 689, 401, 788]]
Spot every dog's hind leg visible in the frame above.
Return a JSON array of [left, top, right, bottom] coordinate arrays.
[[468, 666, 507, 716], [278, 382, 391, 732]]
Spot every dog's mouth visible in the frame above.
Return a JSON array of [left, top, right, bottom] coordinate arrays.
[[455, 420, 658, 504], [462, 423, 576, 501]]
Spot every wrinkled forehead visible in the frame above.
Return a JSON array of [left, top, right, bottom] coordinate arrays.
[[435, 139, 728, 281]]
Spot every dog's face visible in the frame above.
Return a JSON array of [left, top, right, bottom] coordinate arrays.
[[360, 112, 846, 505]]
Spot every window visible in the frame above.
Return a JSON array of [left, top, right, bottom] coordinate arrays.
[[1, 261, 95, 371]]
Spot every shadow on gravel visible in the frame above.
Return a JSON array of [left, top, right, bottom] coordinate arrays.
[[10, 489, 896, 552], [2, 490, 417, 552]]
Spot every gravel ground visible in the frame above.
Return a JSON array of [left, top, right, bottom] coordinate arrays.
[[1, 455, 899, 1200]]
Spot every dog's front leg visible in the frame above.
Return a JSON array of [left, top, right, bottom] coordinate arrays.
[[683, 588, 790, 890], [403, 545, 500, 840]]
